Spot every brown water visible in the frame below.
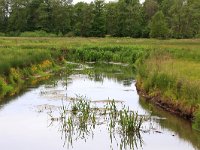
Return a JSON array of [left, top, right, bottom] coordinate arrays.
[[0, 63, 199, 150]]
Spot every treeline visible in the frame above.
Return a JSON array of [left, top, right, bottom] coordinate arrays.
[[0, 0, 200, 38]]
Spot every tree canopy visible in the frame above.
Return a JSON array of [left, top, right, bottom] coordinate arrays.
[[149, 11, 169, 38], [0, 0, 199, 38]]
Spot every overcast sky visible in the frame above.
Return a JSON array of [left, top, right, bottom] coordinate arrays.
[[73, 0, 145, 4]]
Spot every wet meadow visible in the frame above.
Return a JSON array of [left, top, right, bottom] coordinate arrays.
[[0, 37, 200, 149]]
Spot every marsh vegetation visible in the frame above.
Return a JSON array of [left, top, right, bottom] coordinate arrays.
[[1, 37, 200, 128], [47, 96, 145, 149], [0, 37, 200, 149]]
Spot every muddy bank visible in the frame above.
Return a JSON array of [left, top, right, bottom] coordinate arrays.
[[135, 81, 196, 121]]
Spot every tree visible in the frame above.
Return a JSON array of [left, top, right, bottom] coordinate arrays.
[[105, 2, 118, 36], [91, 0, 105, 37], [73, 2, 93, 36], [155, 0, 164, 6], [169, 0, 200, 38], [51, 0, 72, 35], [190, 0, 200, 37], [149, 11, 169, 38], [26, 0, 43, 31], [160, 0, 174, 17], [0, 0, 199, 38], [36, 0, 53, 32], [0, 0, 9, 32], [142, 0, 159, 37], [8, 0, 29, 33], [115, 0, 143, 37], [143, 0, 159, 21]]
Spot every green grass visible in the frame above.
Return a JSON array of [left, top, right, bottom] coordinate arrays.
[[1, 37, 199, 73], [137, 47, 200, 122], [0, 48, 53, 74], [1, 37, 200, 129], [193, 110, 200, 131], [20, 30, 57, 37]]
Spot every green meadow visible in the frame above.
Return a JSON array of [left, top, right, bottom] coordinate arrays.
[[1, 37, 200, 129]]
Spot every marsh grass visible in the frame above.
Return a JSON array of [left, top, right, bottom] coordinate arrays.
[[66, 46, 145, 63], [137, 48, 200, 127], [0, 48, 54, 74], [139, 55, 200, 106], [1, 37, 200, 129], [1, 37, 199, 75], [48, 97, 145, 149], [193, 110, 200, 131]]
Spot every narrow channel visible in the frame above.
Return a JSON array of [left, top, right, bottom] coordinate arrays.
[[0, 63, 199, 150]]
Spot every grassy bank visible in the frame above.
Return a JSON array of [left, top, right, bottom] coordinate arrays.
[[0, 38, 66, 98], [136, 43, 200, 130], [0, 37, 200, 129], [0, 59, 62, 99]]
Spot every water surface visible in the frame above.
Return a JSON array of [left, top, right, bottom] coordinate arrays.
[[0, 63, 199, 150]]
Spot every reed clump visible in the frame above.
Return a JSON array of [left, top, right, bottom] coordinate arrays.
[[49, 97, 145, 149], [119, 109, 143, 134]]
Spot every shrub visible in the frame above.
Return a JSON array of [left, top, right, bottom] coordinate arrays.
[[0, 32, 5, 37], [64, 32, 75, 37], [20, 30, 57, 37], [7, 31, 21, 36], [195, 34, 200, 38]]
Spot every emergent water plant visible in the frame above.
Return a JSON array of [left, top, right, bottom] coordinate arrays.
[[47, 96, 145, 150]]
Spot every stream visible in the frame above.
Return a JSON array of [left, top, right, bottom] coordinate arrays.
[[0, 63, 199, 150]]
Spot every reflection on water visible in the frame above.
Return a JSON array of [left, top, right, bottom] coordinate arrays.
[[45, 97, 146, 150], [139, 98, 200, 150], [71, 62, 135, 85], [0, 62, 199, 150]]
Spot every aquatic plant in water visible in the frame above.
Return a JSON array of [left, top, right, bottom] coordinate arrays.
[[47, 96, 145, 150]]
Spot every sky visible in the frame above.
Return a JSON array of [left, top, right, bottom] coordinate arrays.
[[72, 0, 145, 4]]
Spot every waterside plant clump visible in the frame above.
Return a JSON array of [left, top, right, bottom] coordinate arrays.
[[48, 97, 145, 149]]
